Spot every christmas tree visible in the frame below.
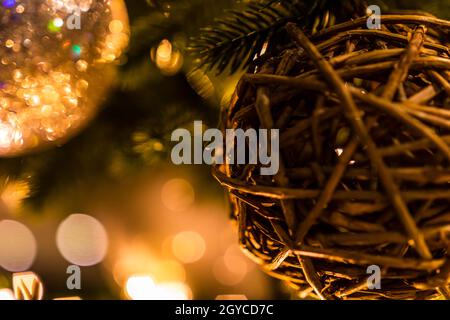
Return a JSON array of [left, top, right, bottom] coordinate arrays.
[[0, 0, 449, 300]]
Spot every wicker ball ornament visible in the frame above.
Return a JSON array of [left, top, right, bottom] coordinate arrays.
[[214, 13, 450, 300]]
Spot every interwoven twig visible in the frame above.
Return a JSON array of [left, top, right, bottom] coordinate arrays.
[[214, 13, 450, 300]]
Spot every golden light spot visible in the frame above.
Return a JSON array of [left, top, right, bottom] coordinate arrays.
[[153, 141, 164, 152], [5, 40, 14, 49], [0, 124, 15, 149], [155, 260, 186, 283], [125, 275, 191, 300], [75, 60, 88, 72], [109, 20, 124, 34], [154, 39, 184, 75], [12, 69, 23, 82], [75, 79, 89, 97], [16, 5, 25, 14], [30, 95, 41, 107], [213, 257, 247, 286], [0, 289, 15, 300], [126, 275, 156, 300], [216, 295, 248, 300], [161, 178, 195, 212], [156, 39, 172, 63], [171, 231, 206, 264], [223, 245, 248, 276], [155, 282, 192, 300]]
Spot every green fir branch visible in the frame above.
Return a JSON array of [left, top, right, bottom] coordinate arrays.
[[188, 0, 321, 74], [188, 0, 377, 74]]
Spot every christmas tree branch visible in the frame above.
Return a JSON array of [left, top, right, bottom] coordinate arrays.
[[189, 0, 372, 74], [188, 0, 322, 74]]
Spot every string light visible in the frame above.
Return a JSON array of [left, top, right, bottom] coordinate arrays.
[[152, 39, 184, 76]]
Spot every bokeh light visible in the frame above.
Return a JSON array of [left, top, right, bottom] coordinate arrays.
[[155, 282, 192, 300], [213, 256, 247, 286], [109, 19, 124, 34], [171, 231, 206, 264], [2, 0, 16, 9], [112, 243, 157, 286], [156, 39, 172, 64], [153, 39, 184, 76], [0, 220, 37, 272], [126, 275, 191, 300], [216, 295, 248, 300], [155, 259, 186, 283], [53, 296, 82, 300], [125, 275, 156, 300], [161, 178, 195, 212], [223, 245, 248, 276], [0, 288, 15, 300], [56, 214, 108, 266]]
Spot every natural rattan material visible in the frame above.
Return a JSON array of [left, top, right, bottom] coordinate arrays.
[[214, 13, 450, 300]]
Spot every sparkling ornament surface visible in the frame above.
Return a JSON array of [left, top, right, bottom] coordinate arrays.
[[0, 0, 129, 156]]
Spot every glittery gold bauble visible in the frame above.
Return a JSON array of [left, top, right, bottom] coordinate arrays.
[[0, 0, 130, 156]]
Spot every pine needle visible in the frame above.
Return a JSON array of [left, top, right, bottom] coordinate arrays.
[[0, 177, 31, 213], [188, 0, 320, 74], [188, 0, 369, 74]]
